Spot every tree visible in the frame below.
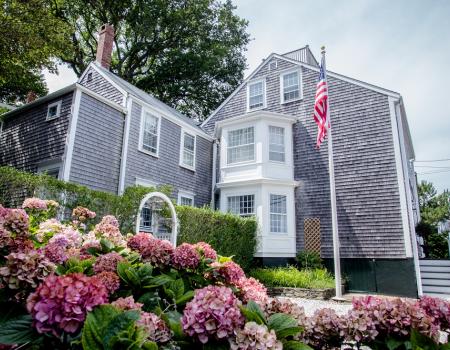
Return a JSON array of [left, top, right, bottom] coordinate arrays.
[[0, 0, 71, 104], [418, 180, 450, 227], [57, 0, 250, 120]]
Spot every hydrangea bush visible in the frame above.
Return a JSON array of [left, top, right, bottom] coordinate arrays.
[[0, 198, 449, 350]]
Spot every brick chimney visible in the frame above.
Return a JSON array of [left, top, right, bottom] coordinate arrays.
[[26, 91, 38, 103], [96, 24, 114, 69]]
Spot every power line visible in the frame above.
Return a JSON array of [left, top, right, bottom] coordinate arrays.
[[415, 158, 450, 162], [417, 169, 450, 175], [415, 165, 450, 169]]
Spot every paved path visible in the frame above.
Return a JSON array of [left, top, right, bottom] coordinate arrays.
[[285, 297, 352, 316]]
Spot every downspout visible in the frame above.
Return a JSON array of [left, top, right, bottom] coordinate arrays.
[[118, 93, 131, 195], [210, 139, 218, 209]]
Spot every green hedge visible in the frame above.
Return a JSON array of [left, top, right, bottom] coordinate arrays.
[[177, 206, 257, 270], [0, 166, 258, 268]]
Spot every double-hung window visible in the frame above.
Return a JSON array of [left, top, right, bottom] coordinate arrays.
[[281, 71, 301, 103], [178, 190, 195, 206], [269, 126, 285, 162], [247, 80, 265, 110], [270, 194, 287, 233], [227, 127, 254, 164], [140, 204, 152, 232], [141, 111, 159, 155], [46, 100, 62, 121], [227, 195, 255, 217], [180, 131, 196, 170]]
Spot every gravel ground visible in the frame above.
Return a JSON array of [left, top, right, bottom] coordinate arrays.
[[285, 297, 352, 315]]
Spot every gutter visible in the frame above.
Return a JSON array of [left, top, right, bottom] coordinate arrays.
[[210, 139, 218, 208]]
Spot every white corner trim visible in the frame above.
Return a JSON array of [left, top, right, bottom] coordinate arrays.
[[118, 95, 132, 195], [388, 96, 413, 258], [62, 89, 82, 181], [179, 130, 196, 171], [76, 84, 127, 113]]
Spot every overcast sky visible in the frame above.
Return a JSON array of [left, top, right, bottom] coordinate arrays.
[[44, 0, 450, 192]]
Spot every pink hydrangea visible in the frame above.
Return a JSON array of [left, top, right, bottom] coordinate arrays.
[[141, 238, 174, 267], [0, 250, 55, 300], [93, 252, 124, 273], [111, 296, 143, 311], [417, 296, 450, 330], [72, 206, 96, 222], [44, 243, 68, 264], [211, 260, 245, 284], [235, 277, 268, 305], [93, 271, 120, 294], [303, 308, 346, 348], [49, 226, 81, 248], [182, 285, 244, 344], [137, 311, 171, 343], [27, 273, 108, 335], [94, 220, 126, 247], [98, 215, 119, 228], [35, 219, 64, 243], [194, 242, 217, 260], [3, 208, 29, 235], [230, 322, 282, 350], [172, 243, 201, 270], [264, 298, 307, 325], [66, 247, 92, 261], [22, 198, 47, 211], [127, 232, 154, 252]]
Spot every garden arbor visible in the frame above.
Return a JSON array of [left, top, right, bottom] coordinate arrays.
[[135, 191, 178, 246]]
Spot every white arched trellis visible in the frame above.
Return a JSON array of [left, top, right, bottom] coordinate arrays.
[[135, 191, 178, 246]]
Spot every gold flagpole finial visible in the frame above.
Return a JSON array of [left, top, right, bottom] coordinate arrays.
[[321, 46, 326, 54]]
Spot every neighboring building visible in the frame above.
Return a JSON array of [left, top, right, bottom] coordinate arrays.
[[0, 25, 421, 297]]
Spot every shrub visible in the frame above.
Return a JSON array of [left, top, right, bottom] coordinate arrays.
[[296, 250, 323, 270], [249, 266, 334, 289], [177, 206, 257, 270]]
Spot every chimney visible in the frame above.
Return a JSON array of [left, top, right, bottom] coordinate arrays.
[[26, 91, 38, 103], [96, 24, 114, 69]]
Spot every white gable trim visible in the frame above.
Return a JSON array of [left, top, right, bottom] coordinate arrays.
[[201, 52, 401, 128], [76, 83, 127, 113]]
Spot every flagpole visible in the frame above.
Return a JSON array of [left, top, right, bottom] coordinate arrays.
[[321, 46, 344, 300]]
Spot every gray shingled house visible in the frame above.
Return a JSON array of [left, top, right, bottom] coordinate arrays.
[[0, 25, 421, 297]]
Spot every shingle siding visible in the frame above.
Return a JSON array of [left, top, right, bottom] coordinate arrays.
[[69, 93, 124, 193], [203, 57, 406, 259], [0, 92, 73, 172], [79, 67, 124, 105], [125, 101, 212, 206]]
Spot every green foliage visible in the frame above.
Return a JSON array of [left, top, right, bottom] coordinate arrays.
[[0, 313, 37, 345], [249, 266, 335, 289], [55, 0, 250, 120], [0, 0, 71, 103], [296, 251, 323, 270], [418, 180, 450, 227], [239, 300, 266, 325], [176, 205, 257, 270]]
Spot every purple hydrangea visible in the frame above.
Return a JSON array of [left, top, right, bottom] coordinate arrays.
[[172, 243, 200, 270], [93, 271, 120, 294], [417, 296, 450, 330], [141, 238, 174, 267], [44, 243, 68, 264], [3, 208, 29, 235], [194, 242, 217, 260], [26, 273, 108, 335], [22, 198, 48, 211], [137, 311, 171, 343], [127, 232, 154, 252], [93, 252, 124, 273], [211, 260, 245, 284], [230, 322, 282, 350], [235, 277, 268, 305], [111, 296, 143, 311], [182, 285, 244, 344]]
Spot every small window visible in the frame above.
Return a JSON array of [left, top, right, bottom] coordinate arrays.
[[227, 195, 255, 217], [269, 60, 278, 70], [227, 127, 255, 164], [140, 205, 153, 232], [140, 111, 160, 155], [46, 101, 62, 121], [178, 191, 195, 206], [281, 71, 301, 103], [180, 131, 196, 170], [270, 194, 287, 233], [37, 162, 61, 179], [247, 80, 265, 110], [87, 72, 93, 82], [269, 126, 285, 162]]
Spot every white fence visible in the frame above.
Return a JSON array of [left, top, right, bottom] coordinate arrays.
[[420, 260, 450, 299]]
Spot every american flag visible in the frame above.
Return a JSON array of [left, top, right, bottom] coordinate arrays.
[[313, 54, 330, 148]]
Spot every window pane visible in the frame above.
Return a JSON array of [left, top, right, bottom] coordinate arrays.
[[283, 72, 300, 102], [142, 113, 159, 154], [249, 81, 264, 109], [140, 206, 152, 232], [227, 195, 254, 217], [269, 126, 285, 162], [184, 133, 195, 151], [270, 194, 287, 233], [180, 196, 193, 206], [227, 127, 255, 164], [182, 133, 195, 167]]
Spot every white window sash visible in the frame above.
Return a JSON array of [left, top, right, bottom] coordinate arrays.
[[180, 131, 196, 170], [227, 194, 255, 217], [227, 127, 255, 164], [280, 70, 302, 103], [139, 109, 160, 156], [178, 190, 195, 206], [269, 126, 285, 162], [46, 100, 62, 121], [269, 194, 288, 233], [247, 79, 266, 111]]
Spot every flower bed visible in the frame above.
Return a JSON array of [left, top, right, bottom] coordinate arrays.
[[0, 198, 449, 349]]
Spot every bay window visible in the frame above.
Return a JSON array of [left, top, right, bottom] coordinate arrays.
[[270, 194, 287, 233], [227, 127, 255, 164], [227, 195, 255, 217], [269, 126, 285, 162]]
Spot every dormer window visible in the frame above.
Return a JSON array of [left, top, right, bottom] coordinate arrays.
[[46, 101, 62, 121], [247, 79, 265, 111], [280, 70, 302, 103]]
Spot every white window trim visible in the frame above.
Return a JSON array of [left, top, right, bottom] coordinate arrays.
[[246, 78, 266, 112], [279, 69, 303, 104], [37, 161, 62, 179], [138, 108, 161, 158], [0, 120, 3, 138], [135, 177, 158, 188], [178, 190, 195, 206], [268, 125, 286, 164], [46, 100, 62, 121], [226, 193, 256, 217], [269, 193, 288, 234], [226, 126, 256, 165], [179, 130, 196, 171]]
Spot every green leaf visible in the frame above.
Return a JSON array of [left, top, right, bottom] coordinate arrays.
[[240, 301, 267, 325], [161, 311, 184, 339], [142, 341, 158, 350], [410, 329, 439, 350], [0, 314, 36, 345], [283, 340, 314, 350], [268, 313, 300, 339], [82, 305, 121, 350], [167, 279, 185, 300], [144, 274, 174, 288], [387, 336, 406, 350], [102, 310, 140, 349], [100, 238, 114, 252], [175, 290, 195, 305]]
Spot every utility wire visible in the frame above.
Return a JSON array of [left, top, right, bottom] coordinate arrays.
[[415, 158, 450, 162], [415, 165, 450, 169], [417, 169, 450, 175]]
